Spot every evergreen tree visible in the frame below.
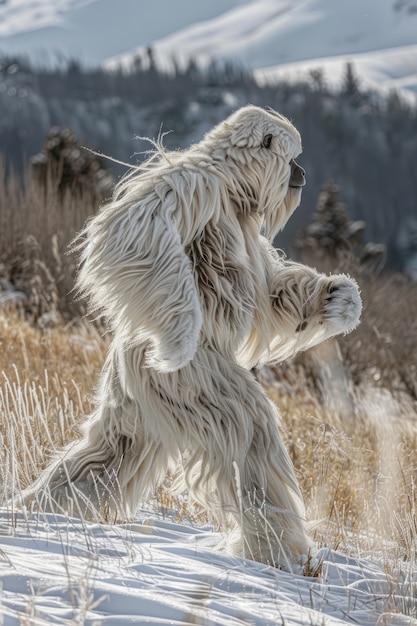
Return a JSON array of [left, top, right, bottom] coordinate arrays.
[[294, 180, 385, 270], [340, 63, 363, 106]]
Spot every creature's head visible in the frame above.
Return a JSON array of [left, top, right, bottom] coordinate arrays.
[[202, 105, 306, 240]]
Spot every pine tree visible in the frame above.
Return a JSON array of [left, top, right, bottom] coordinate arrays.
[[340, 63, 363, 106], [295, 180, 364, 257], [294, 180, 385, 269]]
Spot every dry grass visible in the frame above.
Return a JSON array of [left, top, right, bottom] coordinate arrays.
[[0, 310, 107, 492], [0, 159, 106, 317], [1, 303, 416, 566], [0, 162, 417, 570], [269, 377, 417, 561]]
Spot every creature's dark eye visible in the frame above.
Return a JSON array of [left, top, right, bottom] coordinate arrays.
[[263, 134, 273, 149]]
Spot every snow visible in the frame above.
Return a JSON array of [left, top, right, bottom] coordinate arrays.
[[1, 0, 417, 100], [109, 0, 417, 70], [0, 508, 415, 625], [255, 44, 417, 99], [0, 0, 242, 67], [103, 0, 417, 102], [0, 0, 97, 37]]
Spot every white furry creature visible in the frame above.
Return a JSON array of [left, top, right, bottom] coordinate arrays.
[[21, 105, 361, 569]]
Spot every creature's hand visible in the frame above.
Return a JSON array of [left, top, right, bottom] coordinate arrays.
[[322, 276, 362, 334]]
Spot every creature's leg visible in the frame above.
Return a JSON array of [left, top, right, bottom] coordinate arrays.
[[235, 412, 311, 568], [19, 346, 174, 521], [164, 348, 311, 569]]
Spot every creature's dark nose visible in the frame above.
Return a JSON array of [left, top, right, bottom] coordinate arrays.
[[289, 159, 306, 188]]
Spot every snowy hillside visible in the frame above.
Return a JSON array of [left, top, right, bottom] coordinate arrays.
[[1, 508, 416, 625], [0, 0, 242, 66], [256, 43, 417, 101], [0, 0, 95, 36], [104, 0, 417, 100], [107, 0, 417, 70], [1, 0, 417, 99]]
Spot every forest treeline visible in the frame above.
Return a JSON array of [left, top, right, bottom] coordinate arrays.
[[1, 53, 417, 271]]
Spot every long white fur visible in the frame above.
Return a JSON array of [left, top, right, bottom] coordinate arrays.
[[20, 105, 362, 568]]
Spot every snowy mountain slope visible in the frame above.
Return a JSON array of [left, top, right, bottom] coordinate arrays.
[[0, 509, 415, 625], [103, 0, 417, 100], [1, 0, 417, 99], [105, 0, 417, 70], [0, 0, 243, 67], [256, 43, 417, 98], [0, 0, 97, 36]]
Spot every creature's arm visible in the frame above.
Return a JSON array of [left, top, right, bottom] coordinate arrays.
[[76, 185, 202, 373], [262, 243, 362, 364]]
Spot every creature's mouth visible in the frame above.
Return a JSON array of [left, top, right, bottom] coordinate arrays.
[[289, 183, 305, 189]]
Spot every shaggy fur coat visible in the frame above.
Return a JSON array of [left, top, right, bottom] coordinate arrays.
[[21, 105, 362, 569]]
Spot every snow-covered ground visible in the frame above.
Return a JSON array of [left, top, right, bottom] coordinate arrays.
[[0, 508, 416, 625]]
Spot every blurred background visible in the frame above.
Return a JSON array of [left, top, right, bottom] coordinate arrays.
[[1, 0, 417, 276]]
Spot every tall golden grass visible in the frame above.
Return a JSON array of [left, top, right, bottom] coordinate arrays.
[[0, 159, 416, 570]]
